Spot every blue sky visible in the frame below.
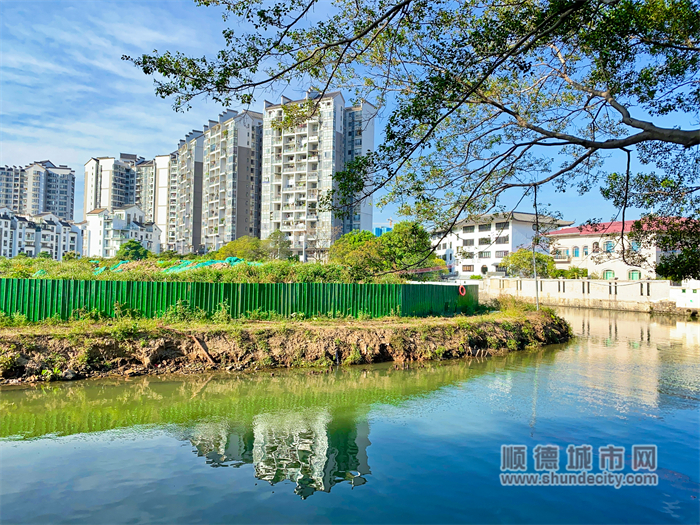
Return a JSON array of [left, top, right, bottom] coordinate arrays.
[[0, 0, 644, 225]]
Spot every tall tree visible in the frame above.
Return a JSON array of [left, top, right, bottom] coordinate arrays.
[[264, 229, 293, 260], [500, 249, 557, 278], [125, 0, 700, 277], [116, 240, 150, 261]]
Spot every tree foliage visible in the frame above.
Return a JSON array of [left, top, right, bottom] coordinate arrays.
[[126, 0, 700, 277], [215, 236, 269, 261], [116, 240, 150, 261], [636, 216, 700, 280], [500, 248, 556, 277], [266, 229, 293, 260], [329, 222, 446, 280], [214, 231, 294, 261]]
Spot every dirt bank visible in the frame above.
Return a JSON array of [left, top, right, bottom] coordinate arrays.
[[0, 310, 571, 385]]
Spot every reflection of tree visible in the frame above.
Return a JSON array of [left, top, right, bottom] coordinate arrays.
[[183, 408, 371, 499]]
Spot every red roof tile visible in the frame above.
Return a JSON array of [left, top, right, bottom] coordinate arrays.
[[548, 220, 637, 236]]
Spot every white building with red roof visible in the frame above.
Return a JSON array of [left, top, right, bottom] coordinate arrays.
[[546, 220, 660, 280]]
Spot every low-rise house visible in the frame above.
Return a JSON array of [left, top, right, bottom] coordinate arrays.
[[546, 220, 659, 280], [0, 208, 83, 260], [433, 212, 572, 279], [84, 205, 161, 258]]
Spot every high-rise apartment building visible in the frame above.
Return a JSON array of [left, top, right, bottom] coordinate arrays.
[[0, 166, 28, 214], [165, 152, 179, 251], [173, 131, 204, 253], [200, 109, 263, 252], [135, 159, 155, 221], [0, 161, 75, 221], [260, 90, 374, 259], [84, 153, 141, 215]]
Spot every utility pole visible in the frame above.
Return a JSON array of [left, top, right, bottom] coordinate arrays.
[[532, 185, 540, 311]]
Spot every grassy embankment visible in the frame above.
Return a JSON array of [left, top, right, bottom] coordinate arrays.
[[0, 299, 571, 384], [0, 257, 408, 283]]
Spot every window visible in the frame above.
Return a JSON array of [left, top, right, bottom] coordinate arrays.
[[604, 241, 615, 253], [462, 265, 474, 272], [592, 242, 600, 253], [573, 246, 580, 258], [495, 222, 509, 230], [462, 225, 474, 233], [479, 237, 490, 245], [583, 245, 589, 256], [495, 250, 509, 258], [462, 238, 474, 246], [603, 270, 615, 280], [441, 243, 447, 250], [479, 224, 491, 232], [478, 251, 491, 258], [628, 270, 641, 280], [630, 241, 641, 252], [495, 235, 509, 244]]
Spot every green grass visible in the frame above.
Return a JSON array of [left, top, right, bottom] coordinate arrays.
[[0, 257, 406, 284]]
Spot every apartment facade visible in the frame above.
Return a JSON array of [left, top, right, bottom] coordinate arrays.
[[0, 161, 75, 221], [433, 212, 573, 278], [84, 205, 161, 258], [165, 152, 179, 251], [200, 109, 263, 252], [173, 132, 204, 253], [547, 221, 660, 280], [261, 90, 375, 259], [84, 154, 141, 215], [135, 159, 156, 222], [0, 208, 83, 260], [0, 166, 27, 214]]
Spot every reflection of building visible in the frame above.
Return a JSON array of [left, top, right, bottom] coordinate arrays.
[[555, 308, 700, 411], [185, 408, 371, 499]]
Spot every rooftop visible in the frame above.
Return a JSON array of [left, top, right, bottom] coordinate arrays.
[[548, 220, 637, 236]]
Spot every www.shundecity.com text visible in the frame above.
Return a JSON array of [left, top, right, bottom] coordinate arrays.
[[500, 471, 658, 488], [499, 443, 658, 488]]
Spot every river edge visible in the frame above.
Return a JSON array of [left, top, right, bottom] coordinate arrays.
[[0, 309, 571, 386]]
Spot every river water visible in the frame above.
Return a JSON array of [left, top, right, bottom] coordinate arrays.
[[1, 309, 698, 524]]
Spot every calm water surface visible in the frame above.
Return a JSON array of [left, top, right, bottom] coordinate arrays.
[[1, 308, 699, 524]]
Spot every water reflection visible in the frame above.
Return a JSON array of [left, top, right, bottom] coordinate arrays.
[[1, 309, 698, 513], [553, 307, 700, 412], [183, 409, 371, 498]]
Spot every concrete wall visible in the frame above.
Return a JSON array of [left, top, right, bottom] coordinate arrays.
[[477, 277, 698, 315]]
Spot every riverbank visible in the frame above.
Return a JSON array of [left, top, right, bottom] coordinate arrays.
[[0, 307, 571, 385]]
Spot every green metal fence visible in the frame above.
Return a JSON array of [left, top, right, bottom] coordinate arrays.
[[0, 279, 478, 322]]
